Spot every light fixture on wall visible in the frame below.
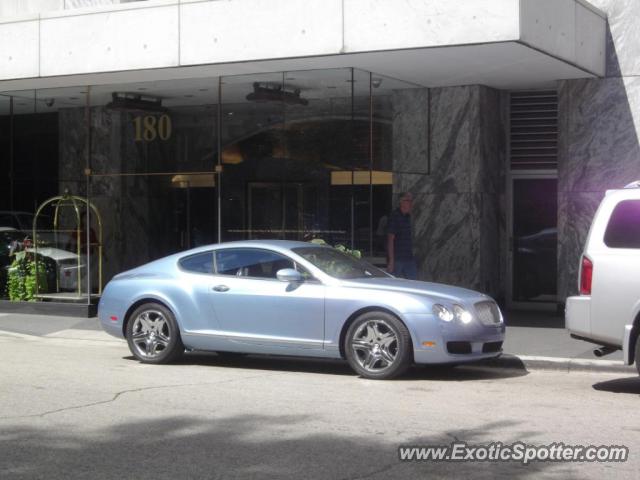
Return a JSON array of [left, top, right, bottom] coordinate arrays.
[[171, 174, 216, 189], [246, 82, 308, 106], [330, 170, 393, 185], [106, 92, 167, 112]]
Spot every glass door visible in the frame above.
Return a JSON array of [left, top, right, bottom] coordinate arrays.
[[248, 182, 303, 240], [508, 173, 558, 308]]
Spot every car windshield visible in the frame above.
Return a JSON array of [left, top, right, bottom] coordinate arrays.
[[293, 247, 389, 279]]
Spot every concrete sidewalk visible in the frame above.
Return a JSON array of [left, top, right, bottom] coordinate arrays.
[[501, 309, 635, 373], [0, 310, 636, 374]]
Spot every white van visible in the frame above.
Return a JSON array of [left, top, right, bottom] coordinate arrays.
[[565, 182, 640, 374]]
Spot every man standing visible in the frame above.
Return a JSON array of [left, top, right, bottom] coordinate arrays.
[[387, 192, 417, 279]]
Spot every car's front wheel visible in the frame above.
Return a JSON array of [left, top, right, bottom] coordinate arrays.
[[344, 311, 412, 380], [126, 303, 184, 364]]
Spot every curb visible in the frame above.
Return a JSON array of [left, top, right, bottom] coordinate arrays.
[[487, 354, 636, 374]]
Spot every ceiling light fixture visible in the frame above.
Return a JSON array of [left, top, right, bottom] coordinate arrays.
[[246, 82, 308, 106], [106, 92, 167, 112]]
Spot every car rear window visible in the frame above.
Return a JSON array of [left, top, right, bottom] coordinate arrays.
[[179, 251, 214, 274], [604, 200, 640, 248]]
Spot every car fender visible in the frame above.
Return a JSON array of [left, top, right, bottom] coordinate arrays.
[[324, 288, 431, 352], [100, 276, 208, 337]]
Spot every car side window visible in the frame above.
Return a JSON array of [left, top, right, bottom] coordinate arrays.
[[215, 248, 297, 279], [604, 200, 640, 249], [179, 251, 214, 274]]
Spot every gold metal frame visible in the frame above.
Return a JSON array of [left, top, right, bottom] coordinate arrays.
[[32, 193, 103, 299]]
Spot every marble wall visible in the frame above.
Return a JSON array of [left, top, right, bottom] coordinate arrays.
[[392, 86, 506, 298], [59, 107, 215, 281], [59, 107, 188, 284], [557, 0, 640, 299]]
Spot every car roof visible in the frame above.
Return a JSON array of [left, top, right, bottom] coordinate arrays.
[[180, 240, 327, 256], [123, 240, 332, 276]]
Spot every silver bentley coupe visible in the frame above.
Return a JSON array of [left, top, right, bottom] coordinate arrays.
[[98, 240, 505, 380]]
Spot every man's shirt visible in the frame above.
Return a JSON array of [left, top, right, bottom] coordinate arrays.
[[388, 208, 414, 260]]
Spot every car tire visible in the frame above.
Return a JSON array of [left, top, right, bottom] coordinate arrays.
[[344, 311, 412, 380], [635, 333, 640, 376], [126, 302, 184, 364]]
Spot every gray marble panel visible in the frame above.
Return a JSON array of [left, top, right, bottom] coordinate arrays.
[[558, 76, 640, 193], [59, 106, 169, 283], [406, 191, 500, 295], [588, 0, 640, 77], [476, 87, 506, 195], [412, 192, 479, 288], [411, 191, 500, 297], [557, 191, 604, 299], [392, 85, 505, 196], [392, 89, 429, 175], [428, 86, 478, 194], [391, 84, 505, 297]]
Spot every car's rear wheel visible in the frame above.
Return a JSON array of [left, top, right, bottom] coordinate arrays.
[[344, 311, 412, 380], [126, 303, 183, 364]]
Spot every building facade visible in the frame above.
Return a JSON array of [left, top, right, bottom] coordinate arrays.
[[0, 0, 636, 313]]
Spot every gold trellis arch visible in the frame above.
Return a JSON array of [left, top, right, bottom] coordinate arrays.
[[32, 193, 103, 299]]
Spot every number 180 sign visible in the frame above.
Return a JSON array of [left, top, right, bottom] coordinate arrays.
[[133, 114, 172, 142]]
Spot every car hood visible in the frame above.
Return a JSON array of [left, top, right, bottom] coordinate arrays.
[[27, 247, 79, 262], [339, 277, 491, 303]]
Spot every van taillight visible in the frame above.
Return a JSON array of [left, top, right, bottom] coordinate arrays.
[[580, 256, 593, 295]]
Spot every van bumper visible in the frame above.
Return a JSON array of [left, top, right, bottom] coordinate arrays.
[[565, 295, 591, 338]]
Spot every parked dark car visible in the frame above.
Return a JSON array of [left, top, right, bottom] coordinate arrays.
[[514, 227, 557, 300]]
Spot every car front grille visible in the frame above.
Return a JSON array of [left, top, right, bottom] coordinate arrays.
[[474, 301, 502, 326]]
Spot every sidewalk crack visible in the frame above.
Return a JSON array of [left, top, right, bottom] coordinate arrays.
[[0, 373, 271, 420]]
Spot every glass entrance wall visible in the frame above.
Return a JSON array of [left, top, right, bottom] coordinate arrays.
[[220, 67, 401, 258], [0, 87, 82, 300], [0, 67, 418, 301], [86, 78, 219, 282]]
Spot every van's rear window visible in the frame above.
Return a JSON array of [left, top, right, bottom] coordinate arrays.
[[604, 200, 640, 248]]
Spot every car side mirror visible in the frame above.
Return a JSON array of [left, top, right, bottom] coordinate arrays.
[[276, 268, 302, 282]]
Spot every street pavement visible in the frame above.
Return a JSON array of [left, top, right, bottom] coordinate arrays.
[[0, 323, 638, 480], [0, 309, 634, 373]]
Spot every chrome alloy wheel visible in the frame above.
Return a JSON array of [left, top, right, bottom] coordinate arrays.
[[350, 319, 399, 373], [130, 310, 171, 359]]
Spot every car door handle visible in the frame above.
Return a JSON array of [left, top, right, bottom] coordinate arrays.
[[212, 285, 229, 292]]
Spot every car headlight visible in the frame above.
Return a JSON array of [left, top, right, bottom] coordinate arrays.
[[453, 304, 473, 324], [432, 304, 454, 322]]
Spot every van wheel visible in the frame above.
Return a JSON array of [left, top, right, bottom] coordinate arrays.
[[635, 334, 640, 376]]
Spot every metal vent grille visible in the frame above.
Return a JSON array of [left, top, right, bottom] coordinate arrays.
[[510, 90, 558, 169]]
